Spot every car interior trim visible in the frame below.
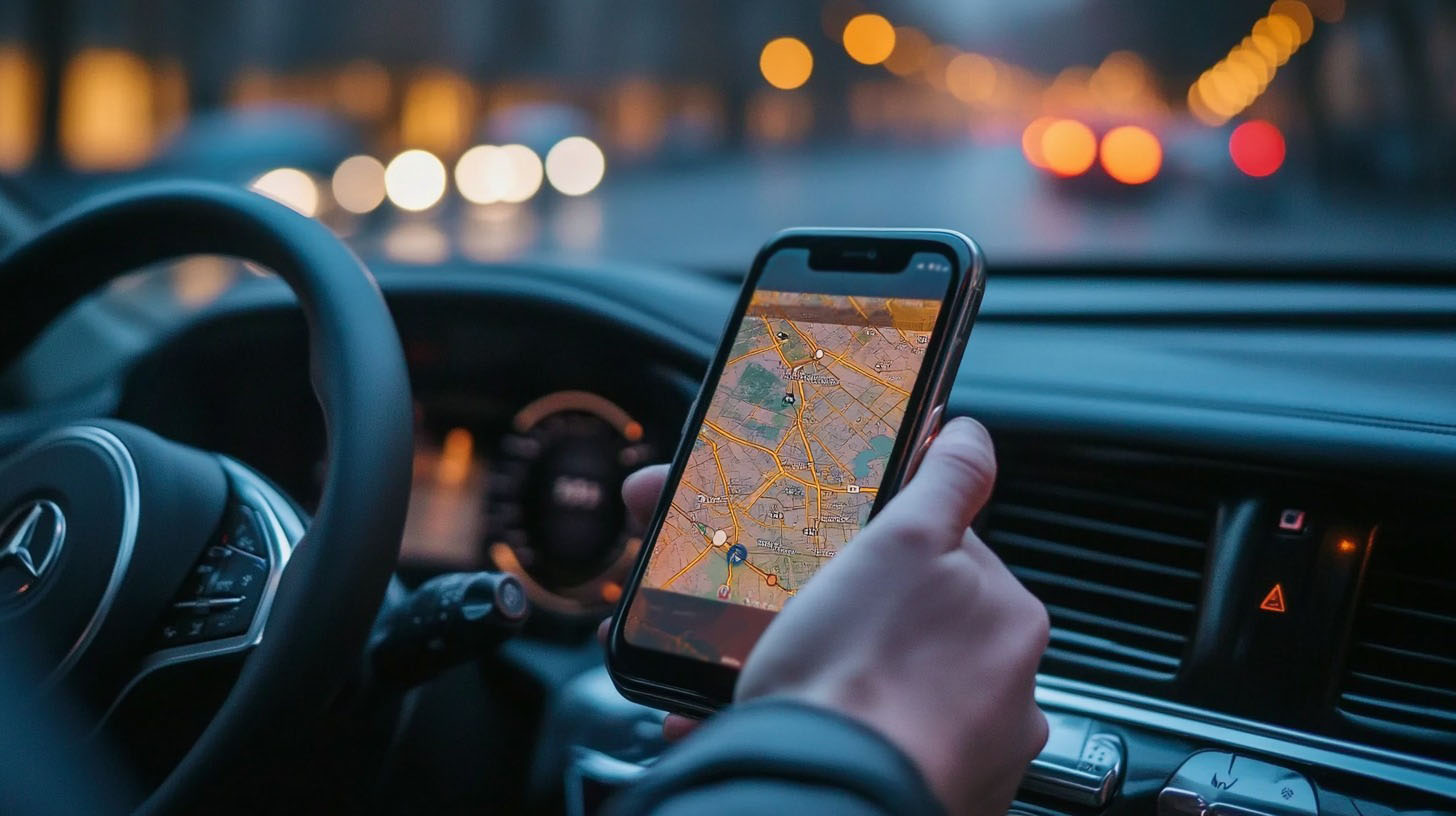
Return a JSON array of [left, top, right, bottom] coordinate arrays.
[[1036, 676, 1456, 799], [31, 425, 140, 688]]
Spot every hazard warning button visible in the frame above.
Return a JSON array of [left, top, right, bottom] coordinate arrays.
[[1258, 583, 1287, 613]]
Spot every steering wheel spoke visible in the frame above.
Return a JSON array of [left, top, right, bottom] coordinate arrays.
[[101, 456, 302, 729]]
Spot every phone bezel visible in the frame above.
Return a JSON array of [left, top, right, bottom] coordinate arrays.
[[607, 228, 984, 716]]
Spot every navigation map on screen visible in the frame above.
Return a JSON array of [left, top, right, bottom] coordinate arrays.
[[624, 289, 942, 665]]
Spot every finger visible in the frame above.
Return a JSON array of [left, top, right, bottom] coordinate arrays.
[[662, 714, 701, 742], [1022, 703, 1050, 761], [889, 416, 997, 534], [596, 617, 610, 649], [622, 464, 669, 528]]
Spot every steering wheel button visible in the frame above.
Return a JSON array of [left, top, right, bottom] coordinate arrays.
[[204, 604, 252, 638], [208, 548, 268, 598], [155, 611, 211, 649], [224, 507, 268, 558]]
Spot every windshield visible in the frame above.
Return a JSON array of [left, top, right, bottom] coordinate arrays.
[[1, 0, 1453, 269]]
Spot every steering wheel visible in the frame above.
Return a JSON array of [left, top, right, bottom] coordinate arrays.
[[0, 183, 413, 813]]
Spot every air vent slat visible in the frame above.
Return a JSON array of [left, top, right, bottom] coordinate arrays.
[[1043, 603, 1188, 646], [1367, 602, 1456, 629], [1009, 565, 1196, 614], [1339, 694, 1456, 729], [1049, 629, 1182, 670], [991, 504, 1207, 552], [1354, 643, 1456, 672], [1347, 671, 1456, 705], [1042, 646, 1182, 683], [982, 462, 1211, 685], [988, 530, 1202, 581], [997, 480, 1210, 527], [1337, 518, 1456, 744]]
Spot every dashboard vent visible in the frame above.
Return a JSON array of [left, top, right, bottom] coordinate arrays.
[[980, 466, 1213, 683], [1338, 520, 1456, 740]]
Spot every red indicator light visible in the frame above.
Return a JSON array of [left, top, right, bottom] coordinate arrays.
[[1229, 120, 1286, 177], [1337, 538, 1357, 554], [1259, 583, 1287, 613]]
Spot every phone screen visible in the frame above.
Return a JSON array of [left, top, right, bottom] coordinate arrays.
[[623, 249, 953, 667]]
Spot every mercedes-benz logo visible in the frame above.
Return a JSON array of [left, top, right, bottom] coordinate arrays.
[[0, 500, 66, 600]]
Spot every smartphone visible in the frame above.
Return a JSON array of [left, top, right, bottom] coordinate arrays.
[[607, 229, 985, 717]]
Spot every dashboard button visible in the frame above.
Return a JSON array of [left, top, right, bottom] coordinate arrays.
[[1158, 788, 1207, 815], [1277, 508, 1307, 534], [1158, 752, 1316, 816], [1019, 712, 1123, 807]]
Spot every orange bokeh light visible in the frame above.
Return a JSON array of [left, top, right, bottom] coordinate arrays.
[[1099, 125, 1162, 184], [60, 49, 156, 170], [760, 37, 814, 90], [1040, 119, 1097, 177], [1269, 0, 1315, 43], [1021, 116, 1057, 169], [842, 14, 896, 65], [883, 27, 931, 77]]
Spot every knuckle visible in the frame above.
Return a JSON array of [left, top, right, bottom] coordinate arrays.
[[1025, 708, 1051, 757], [885, 517, 953, 554], [1024, 595, 1051, 650]]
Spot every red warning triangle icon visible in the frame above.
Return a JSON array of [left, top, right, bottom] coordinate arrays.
[[1259, 583, 1287, 613]]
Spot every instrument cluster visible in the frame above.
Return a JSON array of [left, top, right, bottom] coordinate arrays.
[[401, 390, 659, 618]]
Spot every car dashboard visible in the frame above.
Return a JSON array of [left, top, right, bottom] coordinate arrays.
[[5, 256, 1455, 814]]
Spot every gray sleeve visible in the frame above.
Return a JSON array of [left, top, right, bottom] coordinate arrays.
[[604, 698, 945, 816]]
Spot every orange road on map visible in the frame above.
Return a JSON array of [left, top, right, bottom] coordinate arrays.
[[637, 290, 940, 616]]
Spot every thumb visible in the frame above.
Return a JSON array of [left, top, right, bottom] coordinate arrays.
[[884, 416, 997, 535], [622, 464, 669, 528]]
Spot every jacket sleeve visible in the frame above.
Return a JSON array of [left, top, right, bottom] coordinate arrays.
[[604, 698, 946, 816]]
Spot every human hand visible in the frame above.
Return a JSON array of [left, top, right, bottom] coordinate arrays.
[[598, 463, 701, 742], [734, 417, 1049, 815]]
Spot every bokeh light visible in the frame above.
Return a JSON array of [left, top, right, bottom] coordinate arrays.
[[945, 53, 996, 104], [1099, 126, 1162, 184], [1255, 15, 1300, 62], [1041, 119, 1097, 177], [456, 143, 544, 204], [384, 149, 448, 211], [1089, 51, 1150, 110], [399, 68, 474, 155], [0, 46, 40, 171], [59, 49, 155, 170], [1269, 1, 1314, 43], [172, 256, 235, 308], [842, 14, 896, 66], [333, 59, 391, 121], [1189, 5, 1318, 127], [883, 27, 931, 77], [1229, 120, 1286, 177], [1021, 116, 1057, 169], [331, 155, 387, 214], [759, 37, 813, 90], [920, 45, 959, 90], [1307, 0, 1345, 22], [545, 136, 607, 196], [250, 167, 320, 216]]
